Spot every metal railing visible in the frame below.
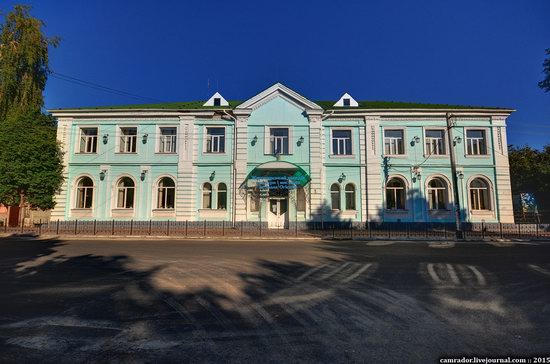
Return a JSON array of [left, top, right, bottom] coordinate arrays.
[[2, 218, 550, 240]]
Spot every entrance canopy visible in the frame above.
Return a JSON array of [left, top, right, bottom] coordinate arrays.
[[243, 161, 311, 191]]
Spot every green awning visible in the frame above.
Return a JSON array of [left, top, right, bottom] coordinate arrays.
[[243, 161, 311, 189]]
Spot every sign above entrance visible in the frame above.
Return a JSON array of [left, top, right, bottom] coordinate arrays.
[[243, 161, 311, 191]]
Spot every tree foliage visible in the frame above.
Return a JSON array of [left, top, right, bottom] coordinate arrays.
[[508, 144, 550, 211], [0, 5, 59, 120], [540, 48, 550, 93], [0, 5, 63, 210]]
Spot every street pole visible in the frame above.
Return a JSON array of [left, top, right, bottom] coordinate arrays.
[[446, 113, 462, 239]]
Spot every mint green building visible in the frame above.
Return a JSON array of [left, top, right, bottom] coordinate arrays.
[[49, 83, 515, 227]]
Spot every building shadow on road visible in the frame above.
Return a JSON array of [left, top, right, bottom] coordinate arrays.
[[0, 237, 549, 363]]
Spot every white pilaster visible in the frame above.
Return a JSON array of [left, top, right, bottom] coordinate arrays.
[[176, 115, 197, 220], [308, 112, 325, 219], [50, 118, 72, 220], [358, 121, 368, 221], [234, 111, 250, 222], [365, 116, 383, 221], [492, 116, 514, 223]]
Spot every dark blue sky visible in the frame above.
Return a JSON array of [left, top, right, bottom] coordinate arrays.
[[3, 0, 550, 148]]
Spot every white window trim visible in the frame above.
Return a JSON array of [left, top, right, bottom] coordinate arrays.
[[464, 127, 491, 158], [344, 183, 357, 211], [330, 127, 354, 157], [383, 128, 407, 157], [111, 175, 138, 212], [467, 175, 495, 215], [264, 126, 293, 155], [201, 182, 214, 209], [70, 174, 96, 213], [385, 175, 409, 211], [423, 127, 448, 157], [203, 125, 228, 155], [152, 175, 177, 211], [75, 125, 99, 154], [156, 125, 178, 154], [116, 125, 139, 154], [330, 183, 341, 211], [425, 175, 452, 211]]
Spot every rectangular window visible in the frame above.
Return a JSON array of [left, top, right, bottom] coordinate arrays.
[[119, 127, 137, 153], [297, 187, 306, 212], [343, 98, 350, 107], [213, 98, 221, 106], [332, 130, 352, 155], [159, 127, 177, 153], [384, 130, 405, 155], [270, 128, 289, 155], [466, 130, 487, 155], [79, 128, 98, 153], [425, 129, 446, 155], [206, 127, 225, 153]]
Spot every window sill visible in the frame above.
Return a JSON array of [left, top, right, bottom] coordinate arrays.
[[464, 154, 490, 158], [204, 152, 227, 155], [423, 154, 448, 158], [71, 208, 93, 218], [385, 209, 409, 214], [329, 154, 355, 159], [75, 152, 98, 155], [115, 152, 138, 155], [383, 154, 407, 158], [156, 152, 177, 155], [152, 208, 175, 212]]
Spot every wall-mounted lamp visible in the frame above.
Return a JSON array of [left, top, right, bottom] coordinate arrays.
[[456, 171, 464, 180], [142, 133, 149, 144], [453, 136, 462, 145], [411, 136, 421, 146], [338, 173, 346, 183], [209, 171, 216, 181], [298, 136, 304, 146], [99, 169, 107, 181], [412, 166, 422, 181], [140, 170, 147, 181], [103, 134, 109, 144]]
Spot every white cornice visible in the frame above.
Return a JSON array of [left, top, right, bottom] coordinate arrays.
[[236, 82, 323, 111]]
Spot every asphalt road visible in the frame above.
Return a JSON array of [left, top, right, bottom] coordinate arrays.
[[0, 238, 549, 363]]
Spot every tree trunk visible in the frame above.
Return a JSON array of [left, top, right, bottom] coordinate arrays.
[[19, 193, 25, 227]]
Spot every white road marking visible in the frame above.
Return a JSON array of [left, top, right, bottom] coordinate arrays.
[[296, 263, 329, 281], [319, 262, 352, 280], [528, 264, 550, 277], [466, 265, 486, 286], [446, 264, 461, 285], [427, 263, 444, 284], [340, 263, 373, 284]]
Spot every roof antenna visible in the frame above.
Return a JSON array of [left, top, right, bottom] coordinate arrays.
[[216, 80, 219, 92]]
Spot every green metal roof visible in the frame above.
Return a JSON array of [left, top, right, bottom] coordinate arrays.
[[51, 99, 511, 111]]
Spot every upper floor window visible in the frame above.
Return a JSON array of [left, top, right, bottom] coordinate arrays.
[[119, 127, 137, 153], [466, 129, 487, 155], [159, 127, 177, 153], [217, 183, 227, 210], [427, 177, 448, 210], [425, 129, 446, 155], [270, 128, 289, 155], [157, 177, 175, 209], [116, 177, 135, 209], [206, 127, 225, 153], [330, 184, 341, 210], [75, 176, 94, 209], [343, 98, 351, 107], [213, 98, 221, 106], [332, 130, 352, 155], [386, 177, 406, 210], [384, 129, 405, 155], [469, 178, 491, 210], [79, 128, 98, 154]]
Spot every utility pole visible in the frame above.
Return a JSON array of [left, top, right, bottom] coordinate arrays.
[[446, 113, 462, 238]]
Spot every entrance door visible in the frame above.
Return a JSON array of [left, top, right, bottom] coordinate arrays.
[[268, 198, 289, 229]]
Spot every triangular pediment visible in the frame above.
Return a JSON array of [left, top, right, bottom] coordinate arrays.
[[334, 92, 358, 107], [236, 83, 323, 111], [203, 92, 229, 107]]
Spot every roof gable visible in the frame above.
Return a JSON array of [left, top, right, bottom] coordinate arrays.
[[203, 92, 229, 107], [236, 83, 323, 111], [334, 92, 358, 107]]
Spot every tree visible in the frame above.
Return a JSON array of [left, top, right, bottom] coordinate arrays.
[[508, 144, 550, 215], [0, 5, 59, 120], [540, 48, 550, 93], [0, 111, 63, 210], [0, 5, 63, 216]]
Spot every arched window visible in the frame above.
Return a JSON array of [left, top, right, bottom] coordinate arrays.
[[330, 184, 340, 210], [296, 187, 306, 212], [217, 183, 227, 210], [469, 178, 491, 210], [157, 177, 175, 209], [386, 177, 406, 210], [116, 177, 135, 209], [202, 183, 212, 209], [345, 184, 356, 210], [75, 177, 94, 209], [427, 177, 448, 210]]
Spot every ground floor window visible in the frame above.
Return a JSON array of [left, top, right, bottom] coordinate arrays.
[[157, 177, 175, 209], [75, 177, 94, 209], [331, 184, 341, 210], [217, 183, 227, 210], [116, 177, 135, 209], [202, 183, 212, 209], [386, 177, 406, 210], [469, 178, 491, 210], [427, 177, 448, 210], [345, 184, 356, 210]]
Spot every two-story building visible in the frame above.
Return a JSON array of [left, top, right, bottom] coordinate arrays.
[[49, 83, 515, 227]]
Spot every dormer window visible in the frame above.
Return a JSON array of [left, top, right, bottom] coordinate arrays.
[[343, 98, 351, 107], [334, 93, 358, 107], [213, 98, 221, 107], [203, 92, 229, 107]]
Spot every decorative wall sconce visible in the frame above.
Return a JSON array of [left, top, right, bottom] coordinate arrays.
[[251, 135, 258, 146], [298, 136, 304, 146], [99, 169, 107, 181], [453, 136, 462, 145], [103, 134, 109, 144], [140, 170, 148, 181], [338, 173, 346, 183], [412, 166, 422, 181], [142, 133, 149, 144], [411, 136, 421, 146], [209, 171, 216, 181]]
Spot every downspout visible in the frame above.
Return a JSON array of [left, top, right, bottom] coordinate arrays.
[[223, 109, 238, 227]]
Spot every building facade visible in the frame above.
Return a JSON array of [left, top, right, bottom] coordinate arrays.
[[50, 83, 515, 227]]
